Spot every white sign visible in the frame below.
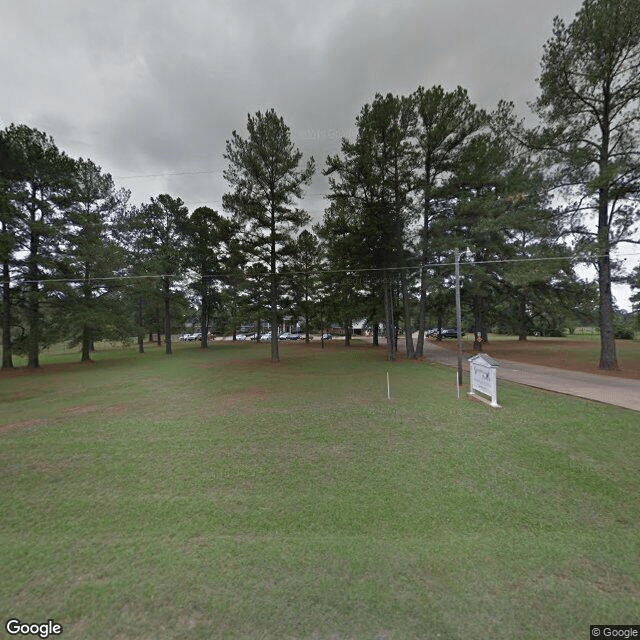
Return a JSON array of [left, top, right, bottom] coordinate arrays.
[[468, 354, 501, 408]]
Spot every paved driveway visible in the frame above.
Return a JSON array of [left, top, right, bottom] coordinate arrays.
[[420, 340, 640, 413]]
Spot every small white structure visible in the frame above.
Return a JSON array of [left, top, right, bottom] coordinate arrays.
[[468, 353, 501, 408]]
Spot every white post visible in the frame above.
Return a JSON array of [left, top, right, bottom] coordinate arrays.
[[387, 371, 390, 400]]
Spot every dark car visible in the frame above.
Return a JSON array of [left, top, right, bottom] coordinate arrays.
[[321, 333, 333, 340], [441, 328, 464, 338], [427, 328, 464, 338]]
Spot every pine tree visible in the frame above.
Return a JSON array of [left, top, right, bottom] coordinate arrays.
[[2, 124, 75, 367], [532, 0, 640, 369], [142, 195, 189, 355], [412, 86, 488, 356], [223, 109, 314, 362], [54, 158, 130, 361], [284, 230, 324, 343], [181, 206, 237, 348]]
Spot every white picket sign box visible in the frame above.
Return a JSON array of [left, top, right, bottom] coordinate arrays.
[[468, 353, 501, 408]]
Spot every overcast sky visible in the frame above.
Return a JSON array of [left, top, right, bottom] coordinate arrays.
[[2, 0, 636, 307]]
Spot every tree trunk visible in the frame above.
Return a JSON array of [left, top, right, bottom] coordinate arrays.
[[416, 164, 433, 358], [372, 322, 379, 346], [137, 292, 144, 353], [162, 285, 171, 354], [344, 321, 351, 347], [392, 281, 398, 358], [400, 269, 415, 358], [416, 271, 427, 357], [597, 185, 619, 369], [27, 281, 40, 367], [517, 292, 528, 341], [27, 219, 40, 368], [2, 259, 13, 369], [383, 274, 396, 361], [416, 208, 430, 357], [200, 317, 208, 349], [200, 278, 209, 349], [81, 324, 92, 362], [472, 296, 483, 352], [80, 275, 92, 362], [270, 208, 279, 363], [156, 306, 162, 346], [598, 252, 618, 369]]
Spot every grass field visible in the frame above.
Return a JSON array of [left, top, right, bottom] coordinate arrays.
[[1, 341, 639, 639]]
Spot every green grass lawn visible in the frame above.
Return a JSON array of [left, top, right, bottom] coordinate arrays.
[[1, 341, 639, 639]]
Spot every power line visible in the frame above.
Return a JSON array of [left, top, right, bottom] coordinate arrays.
[[17, 251, 640, 285], [116, 169, 226, 179]]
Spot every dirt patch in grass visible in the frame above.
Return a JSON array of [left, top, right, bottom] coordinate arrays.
[[0, 363, 77, 378], [63, 404, 99, 415], [1, 404, 130, 436], [436, 338, 640, 380], [0, 419, 48, 434]]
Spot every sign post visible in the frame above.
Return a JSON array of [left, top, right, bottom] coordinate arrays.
[[468, 353, 501, 408]]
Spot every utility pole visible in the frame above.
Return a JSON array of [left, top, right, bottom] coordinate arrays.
[[455, 248, 463, 387]]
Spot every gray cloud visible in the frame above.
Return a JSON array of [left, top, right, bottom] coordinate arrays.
[[8, 0, 638, 306], [1, 0, 584, 209]]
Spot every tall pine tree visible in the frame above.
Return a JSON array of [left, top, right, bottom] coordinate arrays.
[[223, 109, 314, 362], [532, 0, 640, 369]]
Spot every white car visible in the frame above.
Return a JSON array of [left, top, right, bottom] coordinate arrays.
[[259, 332, 272, 342], [236, 333, 247, 341]]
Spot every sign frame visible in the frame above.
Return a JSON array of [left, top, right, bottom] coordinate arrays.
[[468, 353, 501, 408]]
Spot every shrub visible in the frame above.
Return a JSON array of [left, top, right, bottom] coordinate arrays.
[[614, 324, 635, 340]]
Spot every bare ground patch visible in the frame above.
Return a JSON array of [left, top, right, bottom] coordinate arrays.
[[63, 404, 99, 415], [0, 419, 48, 434]]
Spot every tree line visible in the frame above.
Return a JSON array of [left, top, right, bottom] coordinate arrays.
[[1, 0, 639, 369]]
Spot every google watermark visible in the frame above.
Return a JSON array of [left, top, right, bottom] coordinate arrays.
[[5, 619, 63, 638], [591, 626, 640, 638]]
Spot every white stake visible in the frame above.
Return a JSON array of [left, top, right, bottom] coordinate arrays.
[[456, 372, 460, 399], [387, 371, 390, 400]]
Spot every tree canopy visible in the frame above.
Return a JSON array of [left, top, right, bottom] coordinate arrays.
[[1, 0, 638, 368]]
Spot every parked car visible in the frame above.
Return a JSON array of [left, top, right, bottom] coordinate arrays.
[[279, 332, 292, 340], [321, 333, 333, 340], [259, 332, 272, 342], [179, 333, 191, 341], [235, 333, 247, 341], [288, 333, 301, 340], [427, 328, 464, 338], [186, 332, 202, 341]]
